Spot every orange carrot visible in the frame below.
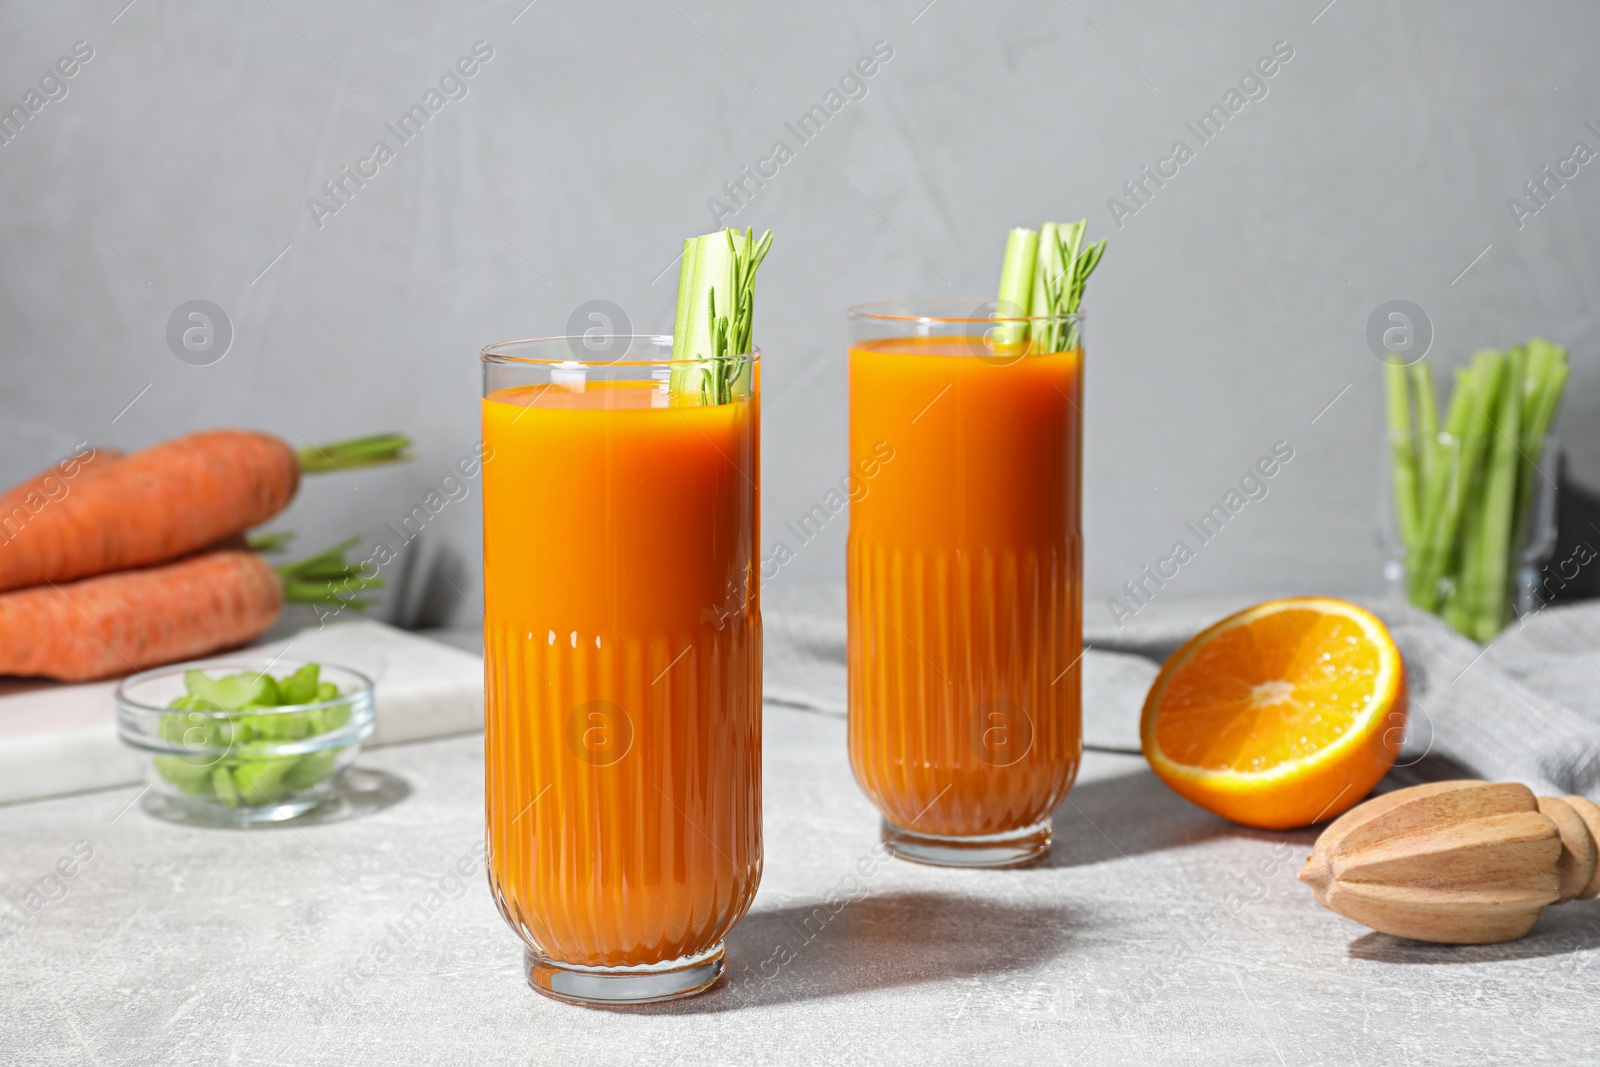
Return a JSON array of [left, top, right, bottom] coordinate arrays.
[[0, 444, 125, 519], [0, 550, 283, 681], [0, 431, 299, 594]]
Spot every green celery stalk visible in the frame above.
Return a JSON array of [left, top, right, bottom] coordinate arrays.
[[1467, 345, 1523, 639], [670, 231, 729, 396], [1508, 338, 1544, 557], [669, 233, 702, 393], [1029, 223, 1061, 316], [1509, 338, 1569, 607], [994, 227, 1038, 348], [1519, 337, 1568, 456], [1385, 361, 1421, 553], [1408, 368, 1470, 609], [995, 219, 1106, 355], [1410, 356, 1504, 611], [1532, 362, 1570, 442], [669, 228, 772, 403], [1030, 222, 1063, 352], [1521, 339, 1554, 429], [1446, 465, 1484, 635], [1410, 362, 1440, 493], [1438, 351, 1505, 630]]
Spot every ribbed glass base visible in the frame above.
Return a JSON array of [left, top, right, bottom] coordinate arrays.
[[524, 943, 725, 1006], [881, 817, 1052, 868]]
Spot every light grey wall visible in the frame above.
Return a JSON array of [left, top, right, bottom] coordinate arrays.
[[3, 0, 1597, 630]]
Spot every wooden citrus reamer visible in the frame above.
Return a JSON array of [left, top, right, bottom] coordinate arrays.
[[1299, 780, 1600, 944]]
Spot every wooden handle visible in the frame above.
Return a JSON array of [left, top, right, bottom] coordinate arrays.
[[1299, 781, 1600, 944]]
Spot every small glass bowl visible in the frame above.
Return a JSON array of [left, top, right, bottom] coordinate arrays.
[[115, 659, 375, 826]]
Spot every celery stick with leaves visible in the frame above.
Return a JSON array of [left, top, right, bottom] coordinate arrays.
[[670, 227, 773, 404], [993, 219, 1105, 354]]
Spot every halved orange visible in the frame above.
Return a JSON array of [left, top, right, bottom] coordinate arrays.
[[1140, 597, 1406, 830]]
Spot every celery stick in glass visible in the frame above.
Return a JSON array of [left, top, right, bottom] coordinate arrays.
[[1409, 359, 1500, 611], [1509, 338, 1569, 612], [1407, 368, 1470, 611], [1410, 362, 1440, 494], [1021, 220, 1105, 354], [1468, 345, 1524, 639], [993, 227, 1038, 348], [1385, 361, 1421, 553], [1029, 221, 1063, 352], [1434, 352, 1505, 618], [670, 227, 772, 404]]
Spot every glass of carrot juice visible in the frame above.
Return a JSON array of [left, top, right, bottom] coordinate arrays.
[[480, 335, 762, 1005], [847, 302, 1083, 867]]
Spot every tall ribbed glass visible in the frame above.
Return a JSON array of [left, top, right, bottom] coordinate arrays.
[[480, 336, 761, 1005], [847, 302, 1082, 867]]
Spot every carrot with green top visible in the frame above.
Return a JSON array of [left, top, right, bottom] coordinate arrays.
[[0, 430, 300, 593], [0, 550, 284, 681], [0, 430, 414, 594], [0, 536, 384, 682], [0, 443, 124, 520]]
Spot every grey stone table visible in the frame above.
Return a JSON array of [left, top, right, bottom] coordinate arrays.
[[3, 704, 1597, 1066]]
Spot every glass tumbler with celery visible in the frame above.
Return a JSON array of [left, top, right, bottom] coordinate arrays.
[[848, 220, 1104, 868], [1386, 337, 1569, 641], [481, 227, 770, 1006]]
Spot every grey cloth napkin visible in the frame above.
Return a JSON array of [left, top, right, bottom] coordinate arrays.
[[764, 583, 1600, 798]]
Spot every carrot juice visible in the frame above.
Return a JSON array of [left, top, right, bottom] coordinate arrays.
[[847, 314, 1083, 867], [480, 339, 761, 1004]]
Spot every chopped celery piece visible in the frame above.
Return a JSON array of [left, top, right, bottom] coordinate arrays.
[[184, 669, 276, 710], [234, 757, 299, 806], [212, 766, 241, 808], [168, 695, 221, 713], [284, 749, 342, 792], [153, 756, 217, 795], [278, 664, 321, 706]]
